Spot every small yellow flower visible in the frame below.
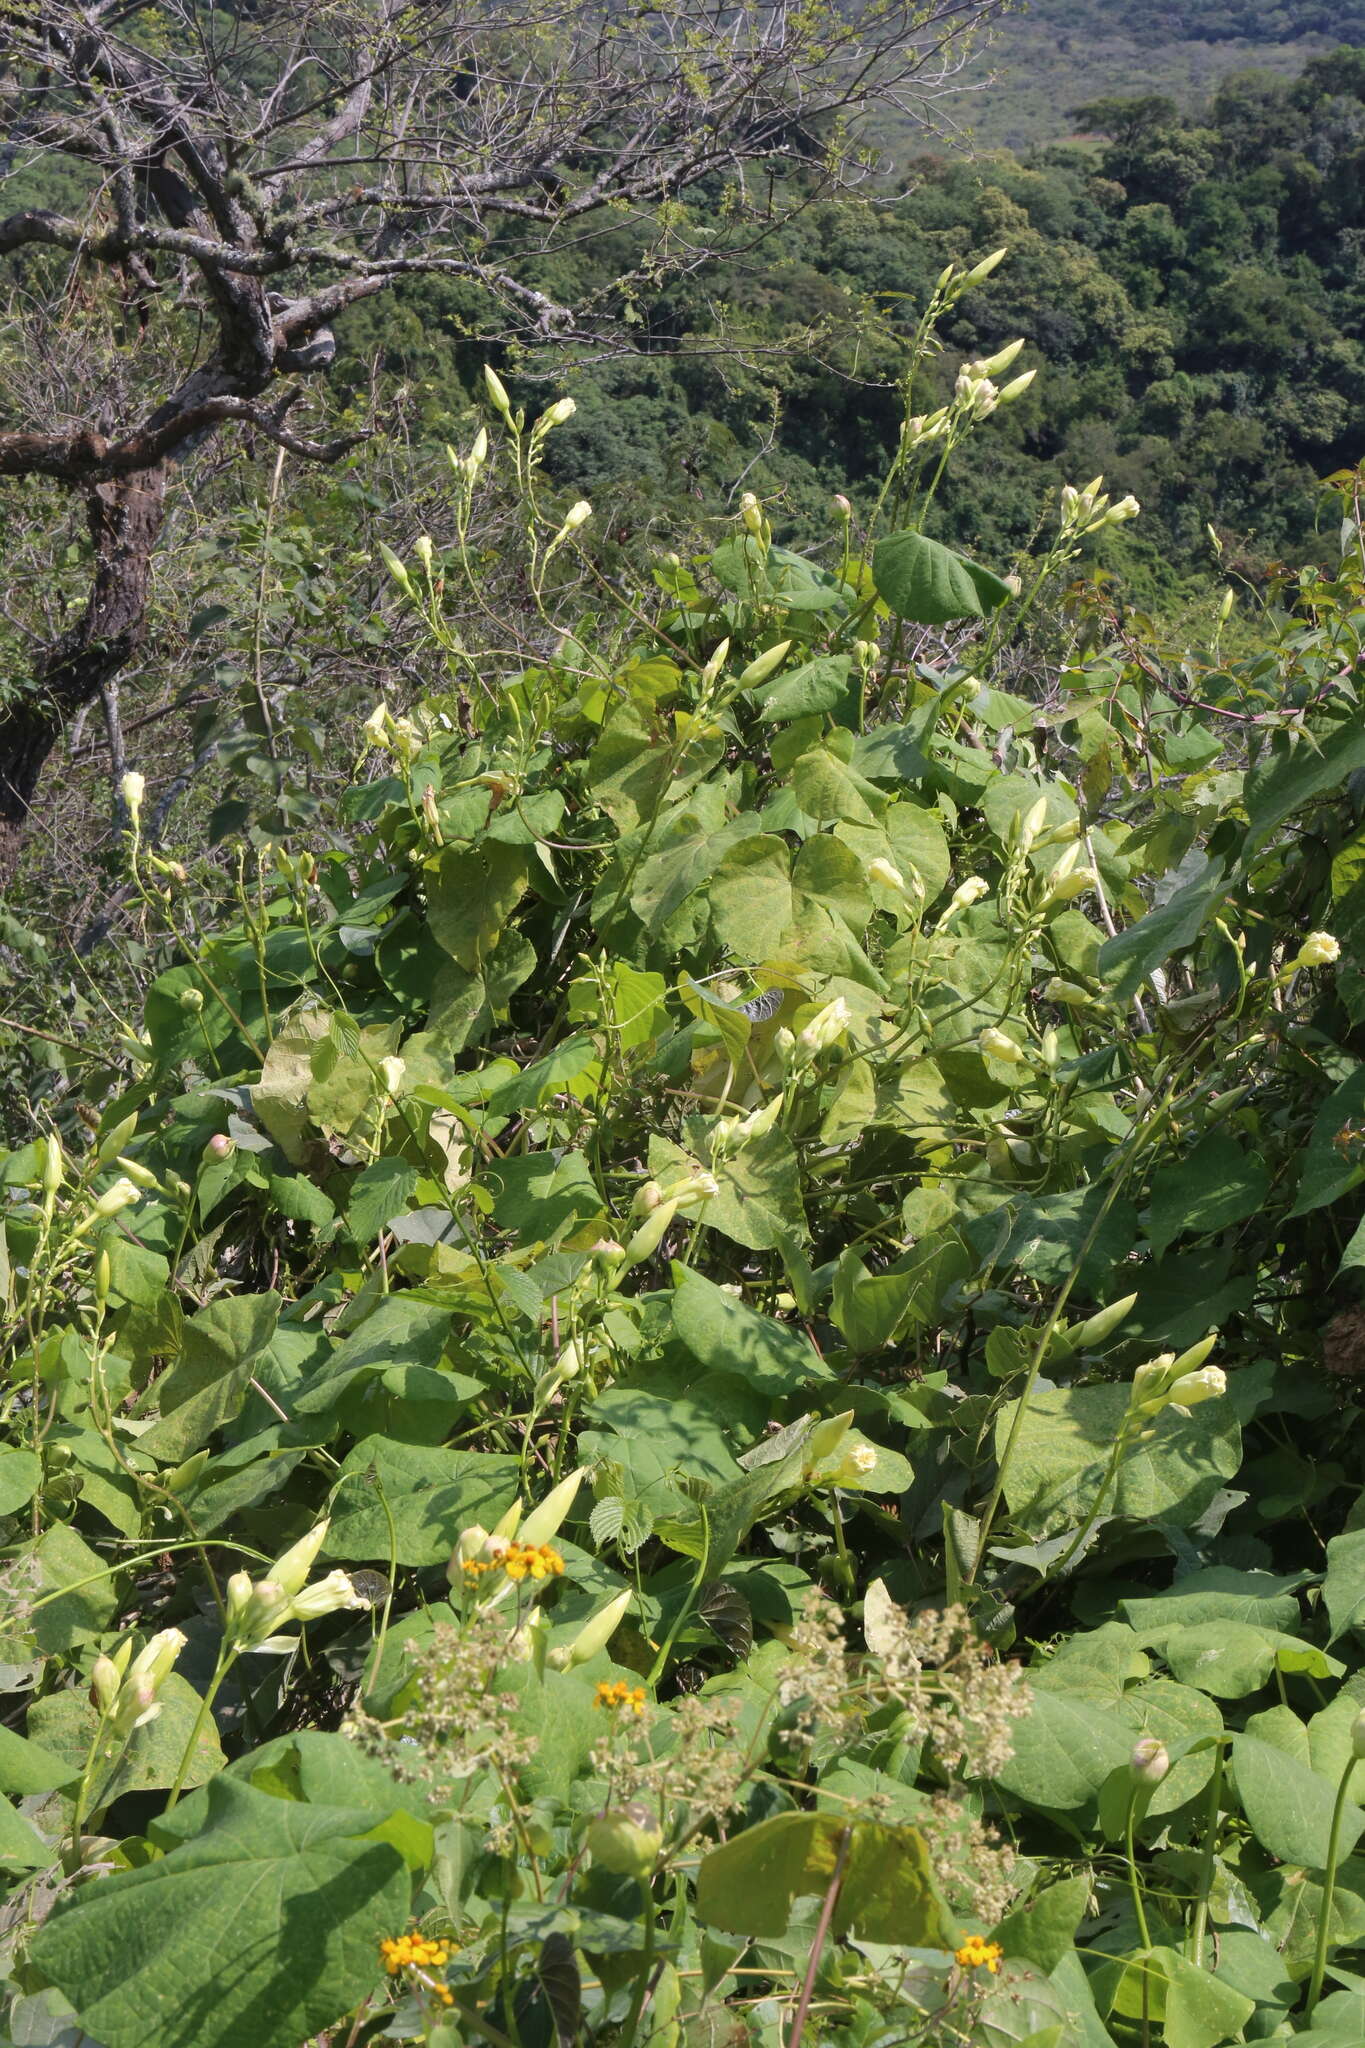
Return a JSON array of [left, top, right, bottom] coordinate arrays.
[[954, 1935, 1003, 1974], [594, 1678, 647, 1715]]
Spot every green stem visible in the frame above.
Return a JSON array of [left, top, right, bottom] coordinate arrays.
[[165, 1647, 233, 1810], [1125, 1790, 1153, 1951], [1188, 1742, 1226, 1968], [617, 1877, 658, 2048], [1306, 1752, 1359, 2016]]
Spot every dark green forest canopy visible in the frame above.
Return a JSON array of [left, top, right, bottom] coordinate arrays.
[[333, 44, 1365, 598], [336, 46, 1365, 602]]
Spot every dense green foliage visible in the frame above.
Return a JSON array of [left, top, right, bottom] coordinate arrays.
[[4, 240, 1365, 2047]]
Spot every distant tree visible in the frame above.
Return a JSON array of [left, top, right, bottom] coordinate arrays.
[[0, 0, 1002, 878]]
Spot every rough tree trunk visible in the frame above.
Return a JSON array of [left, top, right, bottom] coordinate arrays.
[[0, 465, 166, 883]]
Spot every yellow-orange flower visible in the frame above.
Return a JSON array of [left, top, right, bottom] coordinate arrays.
[[380, 1933, 455, 2007], [954, 1935, 1003, 1974], [594, 1678, 647, 1715], [380, 1933, 451, 1974], [502, 1541, 565, 1583]]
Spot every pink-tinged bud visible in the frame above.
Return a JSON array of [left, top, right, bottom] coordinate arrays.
[[207, 1134, 234, 1160], [1130, 1738, 1170, 1786]]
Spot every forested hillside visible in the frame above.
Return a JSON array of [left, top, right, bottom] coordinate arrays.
[[346, 50, 1365, 597], [958, 0, 1348, 148]]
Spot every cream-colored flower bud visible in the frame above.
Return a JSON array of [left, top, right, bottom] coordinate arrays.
[[268, 1521, 331, 1599], [1130, 1737, 1170, 1786], [378, 541, 414, 593], [1218, 587, 1235, 623], [1107, 494, 1141, 524], [740, 492, 764, 537], [620, 1197, 681, 1266], [112, 1679, 160, 1736], [867, 857, 907, 893], [225, 1571, 254, 1626], [289, 1570, 366, 1622], [1044, 977, 1093, 1007], [413, 534, 433, 570], [121, 771, 145, 821], [91, 1654, 122, 1714], [114, 1156, 159, 1191], [979, 1027, 1026, 1065], [378, 1056, 405, 1097], [700, 638, 730, 688], [797, 995, 852, 1055], [551, 1587, 632, 1670], [483, 364, 513, 419], [562, 499, 592, 532], [124, 1626, 187, 1696], [520, 1469, 584, 1547], [963, 246, 1008, 286], [739, 640, 792, 689], [832, 493, 852, 517], [1166, 1364, 1226, 1410], [1043, 848, 1097, 903], [93, 1176, 142, 1220], [952, 876, 990, 908], [362, 702, 390, 745], [998, 368, 1037, 405], [1297, 931, 1340, 968], [971, 337, 1025, 380], [1018, 795, 1049, 853], [538, 397, 576, 430]]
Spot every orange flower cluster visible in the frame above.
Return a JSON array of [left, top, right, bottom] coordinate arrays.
[[501, 1541, 565, 1582], [954, 1935, 1003, 1975], [594, 1678, 647, 1714], [380, 1932, 454, 2007], [380, 1934, 451, 1975]]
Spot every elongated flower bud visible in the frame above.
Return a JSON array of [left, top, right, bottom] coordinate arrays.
[[269, 1520, 332, 1599], [121, 771, 145, 822], [484, 364, 513, 420], [963, 246, 1008, 287], [550, 1587, 632, 1670], [979, 1027, 1026, 1064], [739, 640, 792, 689], [970, 337, 1025, 380], [289, 1570, 365, 1622], [520, 1470, 584, 1548]]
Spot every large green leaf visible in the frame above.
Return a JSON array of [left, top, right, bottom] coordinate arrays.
[[1324, 1529, 1365, 1643], [993, 1380, 1242, 1535], [671, 1270, 828, 1397], [139, 1292, 281, 1464], [872, 529, 1011, 625], [1146, 1133, 1270, 1257], [1233, 1732, 1365, 1868], [325, 1435, 519, 1565], [31, 1777, 411, 2048], [695, 1812, 949, 1943], [427, 842, 529, 969], [28, 1672, 224, 1797], [991, 1688, 1136, 1812]]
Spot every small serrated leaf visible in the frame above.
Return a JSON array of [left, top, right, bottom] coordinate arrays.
[[590, 1497, 626, 1547]]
